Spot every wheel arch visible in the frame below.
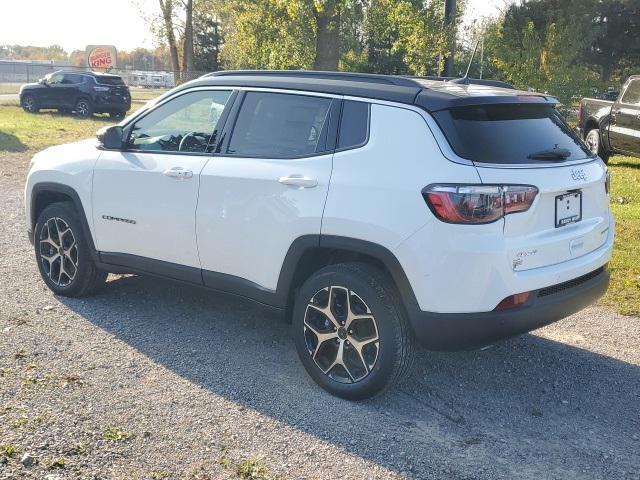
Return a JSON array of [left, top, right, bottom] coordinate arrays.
[[30, 183, 98, 258], [278, 235, 419, 320]]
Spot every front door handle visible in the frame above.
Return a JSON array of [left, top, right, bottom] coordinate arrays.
[[163, 167, 193, 180], [278, 175, 318, 188]]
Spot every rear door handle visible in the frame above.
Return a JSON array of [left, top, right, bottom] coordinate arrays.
[[163, 167, 193, 180], [278, 175, 318, 188]]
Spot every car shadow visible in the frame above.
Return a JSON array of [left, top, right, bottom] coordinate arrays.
[[0, 131, 27, 152], [59, 274, 640, 478], [612, 160, 640, 170]]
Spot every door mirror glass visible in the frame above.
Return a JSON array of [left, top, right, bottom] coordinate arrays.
[[128, 90, 232, 153], [97, 125, 124, 150]]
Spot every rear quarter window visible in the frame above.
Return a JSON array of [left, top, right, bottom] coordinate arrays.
[[96, 75, 125, 86], [337, 100, 370, 150], [433, 104, 592, 164]]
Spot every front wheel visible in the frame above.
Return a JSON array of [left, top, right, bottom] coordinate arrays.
[[585, 128, 610, 164], [22, 94, 39, 113], [293, 263, 414, 400], [34, 202, 107, 297]]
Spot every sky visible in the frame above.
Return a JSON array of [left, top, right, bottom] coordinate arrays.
[[0, 0, 513, 54]]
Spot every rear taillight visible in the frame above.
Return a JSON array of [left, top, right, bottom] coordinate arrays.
[[422, 184, 538, 225]]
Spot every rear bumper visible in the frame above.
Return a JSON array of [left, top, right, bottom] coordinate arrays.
[[408, 266, 610, 351]]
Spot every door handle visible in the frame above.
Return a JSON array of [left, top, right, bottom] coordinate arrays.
[[163, 167, 193, 180], [278, 175, 318, 188]]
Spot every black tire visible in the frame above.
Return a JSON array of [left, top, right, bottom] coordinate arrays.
[[34, 202, 107, 297], [22, 94, 39, 113], [74, 98, 93, 118], [585, 128, 610, 164], [293, 262, 414, 400], [109, 111, 126, 120]]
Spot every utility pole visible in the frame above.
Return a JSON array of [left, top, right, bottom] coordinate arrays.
[[479, 34, 484, 79], [443, 0, 456, 77]]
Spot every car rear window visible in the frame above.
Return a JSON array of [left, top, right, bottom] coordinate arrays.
[[96, 75, 125, 86], [432, 104, 592, 164]]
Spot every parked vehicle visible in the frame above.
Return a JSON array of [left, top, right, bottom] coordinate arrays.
[[129, 71, 175, 89], [579, 75, 640, 163], [25, 71, 613, 399], [19, 70, 131, 118]]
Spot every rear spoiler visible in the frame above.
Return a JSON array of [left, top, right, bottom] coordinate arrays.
[[416, 90, 559, 112]]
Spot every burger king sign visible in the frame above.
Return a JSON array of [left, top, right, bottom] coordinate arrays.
[[86, 45, 117, 71]]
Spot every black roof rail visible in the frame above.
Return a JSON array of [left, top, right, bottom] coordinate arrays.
[[203, 70, 423, 88]]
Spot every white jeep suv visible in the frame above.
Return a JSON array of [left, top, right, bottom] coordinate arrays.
[[25, 71, 614, 399]]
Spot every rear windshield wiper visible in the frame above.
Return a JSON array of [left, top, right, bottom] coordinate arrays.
[[526, 148, 572, 160]]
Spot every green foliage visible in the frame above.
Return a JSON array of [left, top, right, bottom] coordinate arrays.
[[480, 0, 638, 104], [103, 426, 132, 442]]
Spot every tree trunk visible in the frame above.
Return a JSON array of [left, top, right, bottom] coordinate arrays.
[[183, 0, 194, 78], [601, 60, 613, 84], [159, 0, 181, 80], [313, 1, 341, 71]]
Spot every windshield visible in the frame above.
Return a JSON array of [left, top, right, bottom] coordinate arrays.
[[433, 104, 592, 164]]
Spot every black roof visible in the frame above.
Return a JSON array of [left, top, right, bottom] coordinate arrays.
[[51, 69, 123, 78], [167, 70, 559, 112]]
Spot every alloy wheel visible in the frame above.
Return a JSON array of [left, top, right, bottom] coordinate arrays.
[[76, 101, 89, 117], [586, 130, 599, 155], [303, 286, 380, 384], [39, 217, 78, 287], [23, 97, 35, 112]]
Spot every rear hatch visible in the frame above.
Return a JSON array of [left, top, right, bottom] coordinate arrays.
[[95, 75, 131, 103], [433, 102, 611, 271]]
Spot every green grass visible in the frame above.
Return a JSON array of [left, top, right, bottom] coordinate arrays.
[[602, 155, 640, 315], [0, 106, 113, 152], [103, 426, 132, 442], [0, 104, 637, 316]]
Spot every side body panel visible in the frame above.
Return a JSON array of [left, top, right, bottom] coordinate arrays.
[[92, 150, 209, 268], [321, 102, 485, 313], [196, 153, 333, 290], [25, 139, 101, 238]]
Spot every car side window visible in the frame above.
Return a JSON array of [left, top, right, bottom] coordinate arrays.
[[128, 90, 232, 154], [48, 73, 64, 85], [227, 92, 332, 158], [620, 79, 640, 105], [337, 100, 370, 150], [62, 74, 82, 84]]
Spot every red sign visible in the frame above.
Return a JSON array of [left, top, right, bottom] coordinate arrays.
[[86, 46, 117, 70]]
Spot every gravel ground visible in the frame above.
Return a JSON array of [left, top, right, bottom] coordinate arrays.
[[1, 151, 639, 480]]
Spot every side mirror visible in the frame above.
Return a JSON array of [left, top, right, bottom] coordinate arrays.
[[39, 78, 48, 85], [97, 126, 124, 150]]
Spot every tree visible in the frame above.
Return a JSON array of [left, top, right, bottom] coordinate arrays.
[[585, 0, 640, 83], [313, 0, 343, 70], [183, 0, 195, 74], [158, 0, 181, 73]]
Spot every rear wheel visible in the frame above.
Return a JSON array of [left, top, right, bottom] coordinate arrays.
[[34, 202, 107, 297], [22, 94, 39, 113], [293, 262, 414, 400], [585, 128, 610, 164], [74, 98, 93, 118]]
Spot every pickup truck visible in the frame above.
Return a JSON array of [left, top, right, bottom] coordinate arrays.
[[579, 75, 640, 163]]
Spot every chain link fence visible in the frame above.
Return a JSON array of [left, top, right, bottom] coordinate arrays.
[[0, 60, 208, 89]]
